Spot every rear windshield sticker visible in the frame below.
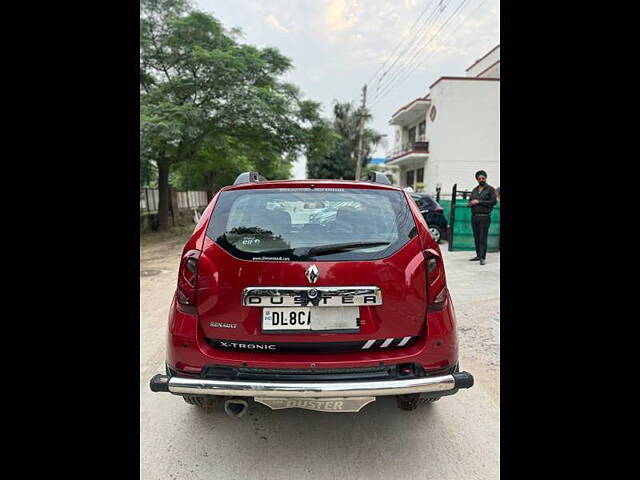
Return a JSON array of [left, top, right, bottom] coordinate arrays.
[[277, 188, 345, 192], [251, 256, 291, 261]]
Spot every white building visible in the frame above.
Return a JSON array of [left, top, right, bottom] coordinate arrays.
[[385, 45, 500, 195]]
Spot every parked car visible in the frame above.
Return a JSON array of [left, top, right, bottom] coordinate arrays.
[[410, 193, 448, 243], [150, 172, 473, 416]]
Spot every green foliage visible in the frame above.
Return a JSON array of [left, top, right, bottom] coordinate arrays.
[[141, 157, 157, 187], [306, 101, 382, 180], [140, 0, 324, 226], [303, 118, 340, 179]]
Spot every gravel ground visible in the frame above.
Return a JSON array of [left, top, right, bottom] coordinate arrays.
[[140, 232, 499, 480]]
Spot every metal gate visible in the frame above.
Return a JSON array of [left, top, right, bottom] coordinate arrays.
[[447, 184, 500, 252]]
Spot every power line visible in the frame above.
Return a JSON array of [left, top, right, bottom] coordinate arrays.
[[369, 0, 443, 97], [371, 0, 467, 103], [365, 0, 436, 86], [372, 0, 490, 107], [407, 0, 491, 81], [374, 0, 450, 99], [371, 0, 480, 108], [375, 0, 490, 105], [371, 0, 455, 101]]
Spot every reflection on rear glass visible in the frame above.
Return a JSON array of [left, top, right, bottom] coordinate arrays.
[[207, 189, 417, 261]]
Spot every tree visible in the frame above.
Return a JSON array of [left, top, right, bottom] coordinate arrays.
[[302, 118, 340, 180], [306, 101, 382, 180], [171, 133, 297, 200], [140, 0, 321, 229], [140, 156, 157, 187]]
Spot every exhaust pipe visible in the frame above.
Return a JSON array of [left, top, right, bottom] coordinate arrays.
[[224, 398, 249, 418]]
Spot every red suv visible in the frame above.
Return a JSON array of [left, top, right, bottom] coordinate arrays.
[[150, 172, 473, 416]]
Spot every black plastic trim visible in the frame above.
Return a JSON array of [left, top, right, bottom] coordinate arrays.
[[453, 371, 474, 389], [201, 363, 425, 382], [206, 337, 418, 354], [149, 374, 170, 392], [364, 171, 391, 185], [233, 171, 266, 185]]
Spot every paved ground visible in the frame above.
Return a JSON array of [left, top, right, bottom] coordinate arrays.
[[140, 231, 499, 480]]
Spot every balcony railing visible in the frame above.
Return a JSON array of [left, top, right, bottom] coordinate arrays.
[[386, 135, 429, 161]]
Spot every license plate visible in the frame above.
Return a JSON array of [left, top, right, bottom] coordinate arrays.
[[262, 307, 359, 332], [255, 397, 376, 413]]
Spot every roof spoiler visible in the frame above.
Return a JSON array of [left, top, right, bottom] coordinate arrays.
[[363, 171, 391, 185], [233, 171, 266, 185]]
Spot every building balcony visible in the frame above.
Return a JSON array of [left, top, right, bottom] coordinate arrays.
[[385, 136, 429, 164], [389, 97, 431, 126]]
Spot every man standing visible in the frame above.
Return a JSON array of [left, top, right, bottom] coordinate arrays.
[[468, 170, 497, 265]]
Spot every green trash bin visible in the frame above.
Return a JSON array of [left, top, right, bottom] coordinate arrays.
[[449, 202, 500, 252], [438, 199, 452, 220]]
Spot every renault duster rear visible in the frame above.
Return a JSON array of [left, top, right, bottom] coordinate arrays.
[[150, 172, 473, 415]]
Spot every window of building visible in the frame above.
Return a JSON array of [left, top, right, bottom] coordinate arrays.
[[418, 121, 426, 140], [408, 126, 417, 144], [416, 168, 424, 183], [406, 170, 415, 187]]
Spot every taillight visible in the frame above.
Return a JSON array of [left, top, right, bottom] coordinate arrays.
[[424, 249, 447, 311], [177, 250, 201, 314]]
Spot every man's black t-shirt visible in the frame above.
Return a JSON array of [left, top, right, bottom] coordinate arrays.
[[469, 184, 497, 215]]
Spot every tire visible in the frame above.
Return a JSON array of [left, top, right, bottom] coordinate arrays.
[[428, 225, 443, 243], [396, 394, 421, 411], [397, 394, 441, 410], [418, 364, 459, 404], [417, 396, 441, 405], [182, 395, 219, 412], [396, 364, 459, 410], [167, 364, 219, 412]]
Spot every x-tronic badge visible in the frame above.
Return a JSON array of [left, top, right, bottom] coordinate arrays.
[[305, 264, 319, 284]]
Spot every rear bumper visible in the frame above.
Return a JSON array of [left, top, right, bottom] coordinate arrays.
[[149, 371, 473, 398]]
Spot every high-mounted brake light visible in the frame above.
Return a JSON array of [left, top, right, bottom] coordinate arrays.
[[177, 250, 201, 314], [424, 249, 447, 311]]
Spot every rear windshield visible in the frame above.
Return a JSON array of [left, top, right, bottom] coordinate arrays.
[[207, 187, 417, 261]]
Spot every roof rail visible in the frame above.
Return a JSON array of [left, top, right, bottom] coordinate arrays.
[[363, 171, 391, 185], [233, 171, 266, 185]]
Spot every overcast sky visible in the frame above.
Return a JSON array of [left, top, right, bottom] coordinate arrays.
[[195, 0, 500, 178]]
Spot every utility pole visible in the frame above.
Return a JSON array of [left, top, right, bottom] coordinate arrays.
[[355, 84, 367, 180]]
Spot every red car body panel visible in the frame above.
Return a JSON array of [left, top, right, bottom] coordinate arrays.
[[196, 237, 428, 342], [167, 293, 457, 372], [166, 180, 457, 376]]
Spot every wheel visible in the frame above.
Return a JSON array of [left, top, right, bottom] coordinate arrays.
[[417, 396, 441, 405], [428, 225, 443, 243], [396, 364, 458, 410], [182, 395, 219, 412], [396, 394, 421, 411], [396, 393, 441, 410]]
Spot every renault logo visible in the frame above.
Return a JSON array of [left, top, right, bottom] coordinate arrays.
[[305, 265, 319, 284]]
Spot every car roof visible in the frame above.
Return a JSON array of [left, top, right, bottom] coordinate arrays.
[[221, 179, 403, 192]]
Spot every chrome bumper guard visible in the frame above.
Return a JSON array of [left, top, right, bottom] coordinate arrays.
[[149, 371, 474, 398]]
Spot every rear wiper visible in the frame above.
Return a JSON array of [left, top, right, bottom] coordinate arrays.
[[307, 241, 391, 256]]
